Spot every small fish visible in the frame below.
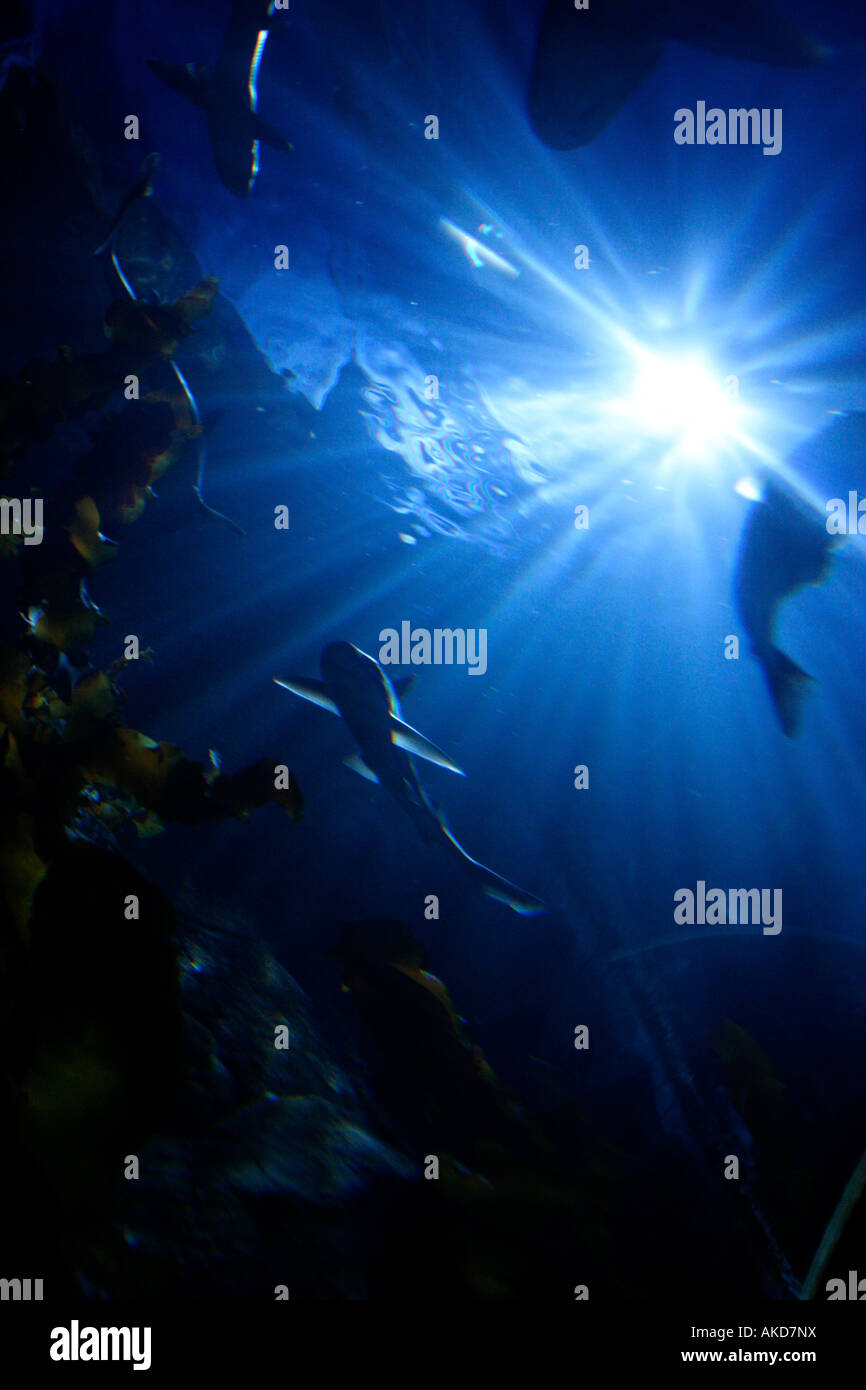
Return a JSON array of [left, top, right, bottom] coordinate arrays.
[[93, 153, 160, 257], [734, 478, 835, 737], [275, 642, 546, 915]]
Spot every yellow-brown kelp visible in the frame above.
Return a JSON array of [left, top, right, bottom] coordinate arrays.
[[4, 279, 216, 676], [74, 385, 201, 527], [328, 917, 512, 1146], [0, 271, 298, 1292], [330, 918, 621, 1298], [0, 643, 302, 941], [0, 277, 218, 468]]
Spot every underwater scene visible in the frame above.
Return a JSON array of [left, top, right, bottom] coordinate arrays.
[[1, 0, 866, 1350]]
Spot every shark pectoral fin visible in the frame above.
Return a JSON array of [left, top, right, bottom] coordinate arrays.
[[146, 60, 209, 108], [389, 715, 464, 775], [343, 754, 380, 784], [663, 0, 826, 67], [93, 231, 117, 258], [254, 114, 294, 152], [273, 676, 340, 715]]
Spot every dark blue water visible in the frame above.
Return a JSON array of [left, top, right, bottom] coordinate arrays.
[[3, 0, 865, 1306]]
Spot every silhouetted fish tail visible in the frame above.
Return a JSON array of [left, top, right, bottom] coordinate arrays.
[[759, 644, 815, 738], [436, 815, 547, 916], [471, 861, 549, 917]]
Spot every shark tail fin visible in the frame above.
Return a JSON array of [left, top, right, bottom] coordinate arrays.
[[436, 815, 547, 917], [760, 644, 815, 737], [478, 875, 549, 917]]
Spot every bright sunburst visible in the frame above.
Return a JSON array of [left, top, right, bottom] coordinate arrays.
[[618, 352, 741, 450]]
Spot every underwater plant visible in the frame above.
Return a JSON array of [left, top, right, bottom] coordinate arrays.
[[0, 270, 302, 1289]]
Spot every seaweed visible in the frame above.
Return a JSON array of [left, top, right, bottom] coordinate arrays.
[[0, 271, 301, 1288]]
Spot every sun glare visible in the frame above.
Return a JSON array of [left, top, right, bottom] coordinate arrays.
[[624, 353, 741, 451]]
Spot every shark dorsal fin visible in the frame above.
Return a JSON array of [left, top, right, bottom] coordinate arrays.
[[393, 674, 416, 700]]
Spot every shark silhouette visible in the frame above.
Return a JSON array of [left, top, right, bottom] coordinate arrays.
[[147, 0, 292, 197], [734, 478, 835, 737], [528, 0, 827, 150], [275, 642, 546, 915]]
